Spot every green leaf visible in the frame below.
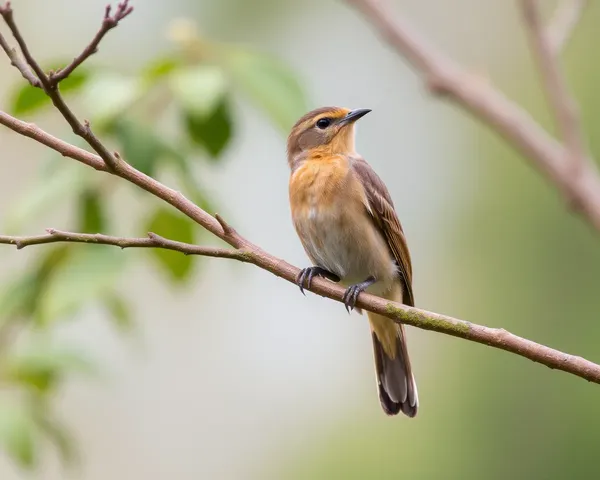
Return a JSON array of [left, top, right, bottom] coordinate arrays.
[[3, 162, 95, 234], [38, 247, 126, 323], [32, 410, 77, 467], [5, 341, 96, 393], [142, 56, 180, 83], [223, 49, 307, 132], [145, 207, 195, 282], [0, 401, 37, 468], [101, 292, 134, 332], [185, 98, 233, 159], [78, 189, 106, 233], [108, 119, 166, 176], [81, 73, 141, 127], [0, 273, 39, 320], [11, 67, 90, 116], [0, 246, 71, 321], [170, 65, 227, 118]]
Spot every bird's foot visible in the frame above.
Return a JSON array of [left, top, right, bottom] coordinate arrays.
[[296, 266, 340, 295], [342, 276, 377, 312]]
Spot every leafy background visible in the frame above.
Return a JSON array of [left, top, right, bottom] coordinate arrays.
[[1, 0, 600, 478]]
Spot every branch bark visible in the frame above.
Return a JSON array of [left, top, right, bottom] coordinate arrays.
[[0, 229, 249, 261], [0, 221, 599, 384], [346, 0, 600, 232], [1, 2, 599, 387]]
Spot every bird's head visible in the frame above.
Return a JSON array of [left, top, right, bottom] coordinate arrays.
[[286, 106, 371, 167]]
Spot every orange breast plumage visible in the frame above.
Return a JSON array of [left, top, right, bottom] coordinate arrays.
[[288, 155, 397, 289]]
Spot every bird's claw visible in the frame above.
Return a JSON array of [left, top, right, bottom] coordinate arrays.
[[296, 266, 340, 295], [342, 285, 361, 312], [342, 276, 377, 313]]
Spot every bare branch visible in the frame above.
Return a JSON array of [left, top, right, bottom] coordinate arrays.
[[547, 0, 588, 54], [0, 2, 125, 171], [0, 229, 251, 261], [345, 0, 600, 232], [0, 27, 40, 86], [49, 1, 133, 84], [522, 0, 587, 180], [1, 110, 599, 384]]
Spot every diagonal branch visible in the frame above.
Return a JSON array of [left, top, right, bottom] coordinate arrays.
[[0, 26, 40, 86], [49, 0, 133, 85], [1, 109, 600, 385], [345, 0, 600, 233], [0, 229, 249, 261], [522, 0, 587, 179]]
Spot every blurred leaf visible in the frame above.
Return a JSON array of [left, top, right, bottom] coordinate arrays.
[[0, 401, 37, 468], [223, 49, 306, 131], [170, 65, 227, 118], [4, 162, 95, 234], [81, 73, 141, 127], [108, 119, 166, 176], [6, 340, 96, 388], [185, 98, 233, 159], [0, 273, 39, 321], [145, 207, 195, 282], [142, 56, 180, 83], [78, 189, 106, 233], [101, 292, 134, 332], [38, 247, 126, 323], [32, 410, 76, 467], [11, 67, 90, 116], [5, 342, 96, 393], [0, 246, 71, 321]]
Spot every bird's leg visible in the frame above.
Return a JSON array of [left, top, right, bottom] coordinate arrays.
[[342, 276, 377, 313], [296, 266, 340, 295]]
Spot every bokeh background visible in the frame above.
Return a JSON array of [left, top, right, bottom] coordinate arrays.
[[1, 0, 600, 478]]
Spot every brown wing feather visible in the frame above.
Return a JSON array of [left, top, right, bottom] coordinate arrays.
[[350, 156, 415, 306]]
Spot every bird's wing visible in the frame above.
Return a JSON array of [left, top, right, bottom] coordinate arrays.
[[350, 156, 414, 306]]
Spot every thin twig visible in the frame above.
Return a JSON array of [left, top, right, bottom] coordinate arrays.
[[0, 229, 251, 260], [0, 27, 40, 86], [1, 111, 600, 385], [345, 0, 600, 232], [547, 0, 588, 54], [522, 0, 587, 181], [49, 1, 133, 84], [0, 2, 121, 170]]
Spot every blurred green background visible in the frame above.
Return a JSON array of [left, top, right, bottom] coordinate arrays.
[[1, 0, 600, 478]]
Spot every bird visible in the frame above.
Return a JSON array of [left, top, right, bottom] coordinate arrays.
[[287, 106, 418, 417]]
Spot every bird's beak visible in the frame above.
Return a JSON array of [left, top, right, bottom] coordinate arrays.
[[338, 108, 372, 126]]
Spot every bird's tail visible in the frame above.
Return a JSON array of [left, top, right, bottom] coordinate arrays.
[[368, 311, 418, 417]]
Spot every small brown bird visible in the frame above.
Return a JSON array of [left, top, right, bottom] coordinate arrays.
[[287, 106, 418, 417]]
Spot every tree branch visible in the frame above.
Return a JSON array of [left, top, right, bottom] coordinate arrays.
[[0, 26, 40, 86], [49, 0, 133, 84], [0, 1, 122, 170], [345, 0, 600, 233], [1, 109, 600, 385], [522, 0, 587, 180], [1, 3, 599, 391], [0, 229, 249, 261]]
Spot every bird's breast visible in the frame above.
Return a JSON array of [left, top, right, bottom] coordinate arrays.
[[289, 157, 397, 291]]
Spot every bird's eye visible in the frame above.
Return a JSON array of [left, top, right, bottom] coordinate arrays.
[[316, 118, 331, 129]]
